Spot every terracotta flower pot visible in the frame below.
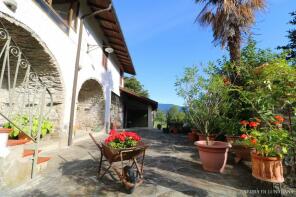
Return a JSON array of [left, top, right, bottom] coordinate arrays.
[[188, 132, 198, 142], [171, 127, 178, 134], [194, 141, 231, 173], [226, 135, 240, 144], [251, 152, 284, 183], [18, 132, 31, 141], [231, 144, 254, 163], [7, 131, 31, 146]]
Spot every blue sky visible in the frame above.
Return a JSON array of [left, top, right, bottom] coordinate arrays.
[[113, 0, 295, 106]]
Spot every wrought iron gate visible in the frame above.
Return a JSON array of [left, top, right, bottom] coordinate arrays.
[[0, 19, 53, 178]]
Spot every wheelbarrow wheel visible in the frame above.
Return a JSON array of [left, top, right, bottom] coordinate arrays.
[[124, 165, 138, 194], [126, 185, 136, 194]]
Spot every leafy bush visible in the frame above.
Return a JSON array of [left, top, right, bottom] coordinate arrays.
[[175, 66, 229, 139], [239, 116, 294, 158], [3, 115, 54, 139], [167, 106, 185, 125], [154, 110, 167, 128]]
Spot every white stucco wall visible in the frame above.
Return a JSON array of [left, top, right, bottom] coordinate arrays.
[[0, 0, 122, 136]]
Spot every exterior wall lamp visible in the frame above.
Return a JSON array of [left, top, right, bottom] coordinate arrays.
[[86, 44, 114, 54], [104, 46, 114, 54]]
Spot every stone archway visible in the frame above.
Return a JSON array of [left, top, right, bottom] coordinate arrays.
[[0, 13, 65, 132], [75, 79, 105, 133]]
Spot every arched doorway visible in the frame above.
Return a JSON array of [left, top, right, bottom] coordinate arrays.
[[0, 15, 64, 132], [75, 79, 105, 134]]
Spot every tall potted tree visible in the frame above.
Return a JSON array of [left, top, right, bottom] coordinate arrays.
[[176, 66, 231, 173]]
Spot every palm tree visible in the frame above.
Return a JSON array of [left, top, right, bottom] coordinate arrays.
[[195, 0, 265, 65]]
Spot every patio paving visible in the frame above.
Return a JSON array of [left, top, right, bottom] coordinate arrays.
[[4, 129, 294, 196]]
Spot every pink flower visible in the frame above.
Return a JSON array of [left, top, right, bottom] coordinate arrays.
[[240, 134, 248, 140], [240, 120, 249, 126]]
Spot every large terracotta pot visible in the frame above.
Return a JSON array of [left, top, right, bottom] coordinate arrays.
[[194, 141, 231, 173], [231, 144, 255, 163], [251, 152, 284, 183]]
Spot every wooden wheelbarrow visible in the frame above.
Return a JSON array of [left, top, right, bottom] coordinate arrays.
[[89, 133, 148, 193]]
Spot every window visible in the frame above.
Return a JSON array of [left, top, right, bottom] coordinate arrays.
[[120, 70, 124, 87], [45, 0, 79, 31]]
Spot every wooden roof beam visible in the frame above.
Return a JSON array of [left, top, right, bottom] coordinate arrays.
[[111, 45, 127, 53], [96, 16, 116, 25], [100, 25, 120, 33], [115, 52, 130, 59]]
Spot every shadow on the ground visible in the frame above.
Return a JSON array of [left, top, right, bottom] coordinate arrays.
[[20, 189, 61, 197], [56, 157, 210, 196], [144, 154, 258, 191]]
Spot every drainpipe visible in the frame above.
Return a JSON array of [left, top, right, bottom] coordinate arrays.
[[68, 3, 112, 146]]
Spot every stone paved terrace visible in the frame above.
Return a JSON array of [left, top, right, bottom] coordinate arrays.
[[4, 129, 296, 197]]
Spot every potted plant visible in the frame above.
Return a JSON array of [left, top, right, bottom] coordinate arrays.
[[188, 127, 198, 142], [3, 115, 54, 145], [240, 115, 294, 183], [222, 119, 241, 144], [229, 119, 258, 163], [175, 66, 231, 173], [167, 106, 185, 134]]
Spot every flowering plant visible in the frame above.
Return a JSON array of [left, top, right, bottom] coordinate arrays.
[[239, 115, 293, 158], [105, 130, 141, 149]]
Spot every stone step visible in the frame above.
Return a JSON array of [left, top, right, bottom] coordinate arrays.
[[23, 149, 42, 157], [37, 157, 50, 165], [7, 139, 31, 146]]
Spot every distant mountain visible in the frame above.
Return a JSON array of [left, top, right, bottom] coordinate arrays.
[[158, 103, 184, 112]]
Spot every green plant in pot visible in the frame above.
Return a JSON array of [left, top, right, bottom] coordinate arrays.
[[3, 114, 54, 140], [232, 56, 296, 182], [240, 115, 294, 183], [175, 65, 231, 173]]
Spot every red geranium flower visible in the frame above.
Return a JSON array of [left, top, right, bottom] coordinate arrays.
[[109, 129, 118, 135], [250, 138, 257, 144], [274, 115, 284, 123], [249, 121, 259, 128], [240, 134, 248, 140], [273, 121, 281, 125], [240, 120, 249, 126]]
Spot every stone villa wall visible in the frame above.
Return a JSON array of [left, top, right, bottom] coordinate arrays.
[[110, 92, 123, 129], [75, 80, 105, 133], [0, 16, 64, 132]]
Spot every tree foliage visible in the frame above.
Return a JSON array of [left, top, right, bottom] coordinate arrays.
[[279, 11, 296, 62], [195, 0, 265, 64], [167, 105, 186, 125], [124, 76, 149, 97], [175, 66, 229, 136], [154, 110, 167, 127]]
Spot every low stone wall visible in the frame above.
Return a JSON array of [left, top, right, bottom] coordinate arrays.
[[0, 145, 31, 189]]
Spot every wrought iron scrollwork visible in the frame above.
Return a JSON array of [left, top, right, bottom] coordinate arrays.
[[0, 20, 53, 142]]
